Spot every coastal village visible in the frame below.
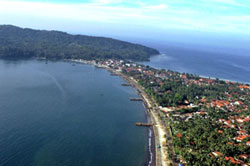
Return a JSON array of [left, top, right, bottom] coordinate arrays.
[[73, 59, 250, 166]]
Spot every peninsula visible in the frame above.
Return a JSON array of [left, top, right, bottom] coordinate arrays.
[[0, 25, 159, 61]]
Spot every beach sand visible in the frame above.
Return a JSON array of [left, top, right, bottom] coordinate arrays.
[[114, 69, 171, 166]]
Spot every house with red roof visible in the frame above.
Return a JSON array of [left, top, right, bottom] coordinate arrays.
[[224, 120, 231, 125], [239, 154, 248, 160], [212, 152, 223, 157], [225, 156, 244, 164]]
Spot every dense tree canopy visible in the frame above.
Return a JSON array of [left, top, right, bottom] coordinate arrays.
[[0, 25, 159, 61]]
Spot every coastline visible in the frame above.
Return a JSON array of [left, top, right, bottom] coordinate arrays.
[[69, 59, 171, 166], [115, 69, 170, 166], [67, 58, 250, 166], [113, 70, 157, 166]]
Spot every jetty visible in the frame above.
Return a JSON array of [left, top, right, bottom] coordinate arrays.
[[121, 83, 131, 86], [130, 98, 143, 101], [110, 73, 118, 76], [135, 123, 153, 127]]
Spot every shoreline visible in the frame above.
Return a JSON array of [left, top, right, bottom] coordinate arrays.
[[69, 59, 170, 166], [110, 67, 171, 166], [41, 57, 250, 85], [114, 70, 157, 166]]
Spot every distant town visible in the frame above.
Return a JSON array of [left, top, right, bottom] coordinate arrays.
[[73, 59, 250, 166]]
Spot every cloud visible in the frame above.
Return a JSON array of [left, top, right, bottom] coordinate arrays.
[[208, 0, 249, 7], [92, 0, 124, 5], [143, 4, 168, 10], [0, 0, 249, 35]]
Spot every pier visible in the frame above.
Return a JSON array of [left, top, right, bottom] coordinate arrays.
[[121, 83, 131, 86], [135, 123, 153, 127], [130, 98, 143, 101]]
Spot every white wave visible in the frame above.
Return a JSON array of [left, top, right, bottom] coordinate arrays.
[[148, 129, 153, 166], [38, 71, 66, 99]]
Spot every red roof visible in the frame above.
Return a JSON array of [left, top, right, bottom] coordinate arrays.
[[244, 116, 250, 122], [218, 130, 223, 134], [212, 152, 223, 157], [176, 133, 183, 138], [225, 156, 244, 164], [235, 135, 250, 142], [239, 85, 250, 89], [200, 98, 207, 103], [239, 154, 248, 160], [224, 120, 231, 125]]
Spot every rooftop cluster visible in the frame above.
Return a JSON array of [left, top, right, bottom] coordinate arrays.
[[95, 59, 249, 166]]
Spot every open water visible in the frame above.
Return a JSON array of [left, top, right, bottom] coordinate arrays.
[[0, 59, 148, 166]]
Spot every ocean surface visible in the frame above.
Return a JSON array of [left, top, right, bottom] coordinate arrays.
[[143, 46, 250, 83], [0, 59, 148, 166]]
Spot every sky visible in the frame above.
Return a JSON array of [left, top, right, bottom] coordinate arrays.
[[0, 0, 249, 50]]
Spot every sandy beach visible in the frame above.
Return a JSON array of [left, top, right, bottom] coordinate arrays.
[[110, 68, 171, 166]]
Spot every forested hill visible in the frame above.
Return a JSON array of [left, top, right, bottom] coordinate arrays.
[[0, 25, 159, 61]]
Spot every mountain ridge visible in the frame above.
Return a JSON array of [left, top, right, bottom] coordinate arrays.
[[0, 25, 159, 61]]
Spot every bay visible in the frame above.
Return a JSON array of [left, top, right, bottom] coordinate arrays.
[[0, 59, 147, 166]]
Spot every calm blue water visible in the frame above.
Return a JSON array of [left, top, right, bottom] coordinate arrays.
[[0, 59, 147, 166], [143, 47, 250, 83]]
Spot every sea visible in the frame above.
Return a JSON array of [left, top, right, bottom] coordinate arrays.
[[0, 59, 149, 166], [142, 45, 250, 84]]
